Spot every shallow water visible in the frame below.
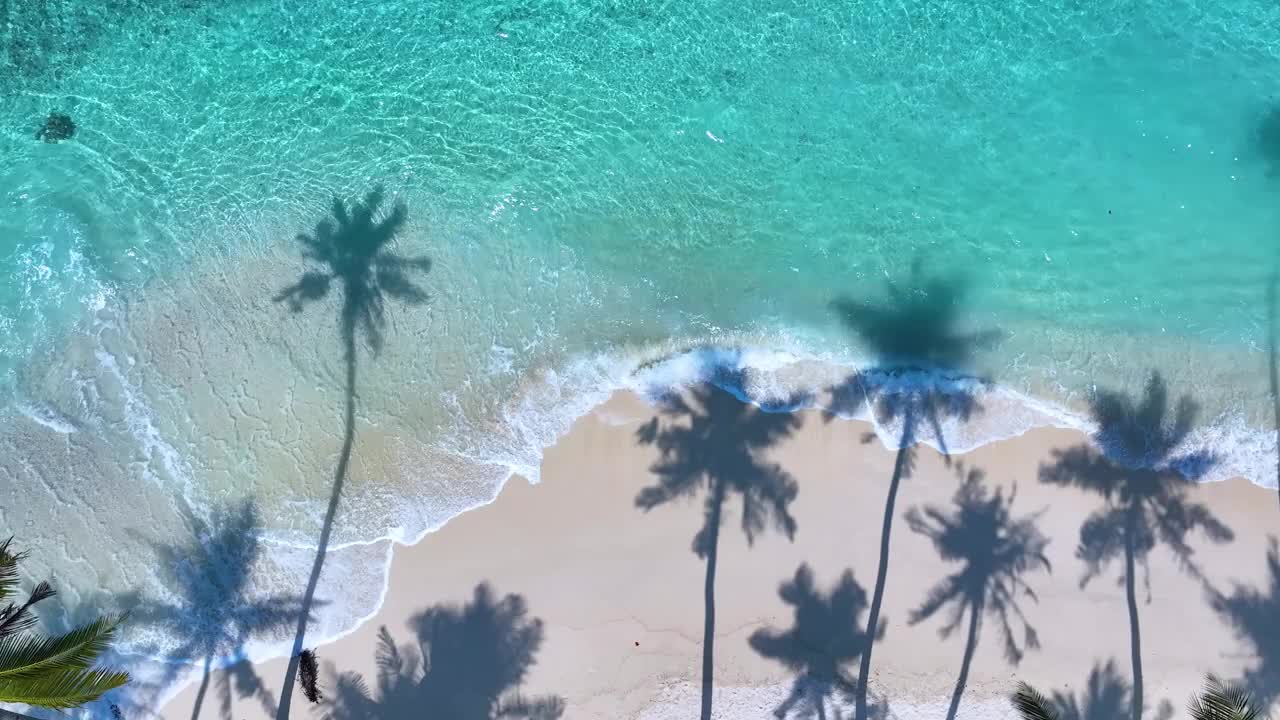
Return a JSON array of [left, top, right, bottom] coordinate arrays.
[[2, 0, 1280, 710]]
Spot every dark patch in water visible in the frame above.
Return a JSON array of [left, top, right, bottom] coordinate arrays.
[[1256, 104, 1280, 178], [35, 112, 75, 142], [0, 0, 236, 93]]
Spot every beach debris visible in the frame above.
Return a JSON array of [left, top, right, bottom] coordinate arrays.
[[298, 649, 323, 703], [706, 130, 724, 143], [36, 112, 76, 143]]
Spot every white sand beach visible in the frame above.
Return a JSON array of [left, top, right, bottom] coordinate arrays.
[[157, 389, 1280, 720]]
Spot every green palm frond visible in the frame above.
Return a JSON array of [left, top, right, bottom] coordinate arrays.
[[0, 538, 21, 602], [0, 581, 55, 638], [0, 539, 56, 639], [1012, 682, 1060, 720], [0, 666, 130, 709], [1188, 675, 1267, 720], [0, 616, 124, 679], [0, 538, 130, 710]]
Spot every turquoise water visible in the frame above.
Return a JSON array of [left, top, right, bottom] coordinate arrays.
[[3, 0, 1280, 709]]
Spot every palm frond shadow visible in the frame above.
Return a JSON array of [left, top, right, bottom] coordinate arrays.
[[1019, 660, 1172, 720], [273, 186, 431, 356], [907, 463, 1051, 720], [122, 501, 309, 720], [272, 187, 430, 717], [323, 583, 563, 720], [826, 259, 1000, 720], [635, 363, 803, 720], [1211, 537, 1280, 713], [1039, 372, 1234, 720], [749, 564, 886, 720]]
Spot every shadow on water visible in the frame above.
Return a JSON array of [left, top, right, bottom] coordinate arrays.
[[123, 501, 307, 720], [634, 363, 802, 720], [1039, 372, 1234, 720], [906, 463, 1051, 720], [826, 259, 1000, 720], [748, 564, 885, 720], [1256, 105, 1280, 179], [323, 583, 564, 719], [1210, 537, 1280, 712], [272, 186, 431, 718]]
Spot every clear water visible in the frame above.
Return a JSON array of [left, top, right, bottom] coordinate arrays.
[[3, 0, 1279, 709]]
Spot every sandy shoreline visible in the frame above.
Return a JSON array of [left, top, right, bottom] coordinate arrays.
[[156, 389, 1280, 720]]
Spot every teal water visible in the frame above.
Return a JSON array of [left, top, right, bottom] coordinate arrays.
[[2, 0, 1280, 709]]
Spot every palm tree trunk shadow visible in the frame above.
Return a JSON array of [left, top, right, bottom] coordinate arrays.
[[855, 418, 913, 720], [945, 600, 982, 720], [277, 333, 358, 720], [191, 655, 213, 720], [1123, 522, 1143, 720], [700, 481, 725, 720]]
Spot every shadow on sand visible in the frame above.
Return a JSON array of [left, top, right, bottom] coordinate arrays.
[[907, 463, 1051, 720], [1025, 660, 1172, 720], [634, 363, 802, 720], [272, 187, 431, 717], [123, 501, 307, 720], [322, 583, 563, 719], [1211, 537, 1280, 712], [748, 564, 884, 720], [1039, 372, 1233, 720], [827, 259, 1000, 720]]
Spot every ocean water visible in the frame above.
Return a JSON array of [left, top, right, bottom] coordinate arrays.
[[2, 0, 1280, 711]]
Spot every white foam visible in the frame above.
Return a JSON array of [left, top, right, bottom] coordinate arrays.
[[106, 339, 1280, 711], [92, 342, 200, 503], [15, 399, 78, 433]]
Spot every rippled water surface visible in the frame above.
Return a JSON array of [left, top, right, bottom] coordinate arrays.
[[2, 0, 1279, 706]]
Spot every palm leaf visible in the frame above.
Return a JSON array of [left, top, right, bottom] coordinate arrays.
[[0, 666, 129, 709], [0, 538, 21, 603], [0, 540, 55, 639], [0, 582, 55, 638], [1188, 675, 1266, 720], [0, 616, 123, 679], [1012, 682, 1060, 720]]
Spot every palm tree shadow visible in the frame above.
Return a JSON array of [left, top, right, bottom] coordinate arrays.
[[1039, 372, 1234, 720], [634, 362, 802, 720], [323, 583, 564, 719], [1210, 537, 1280, 711], [906, 463, 1051, 720], [1045, 660, 1172, 720], [123, 501, 309, 720], [272, 187, 431, 717], [748, 564, 885, 720], [826, 259, 1000, 720]]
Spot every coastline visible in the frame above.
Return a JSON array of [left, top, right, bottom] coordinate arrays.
[[154, 389, 1280, 720]]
